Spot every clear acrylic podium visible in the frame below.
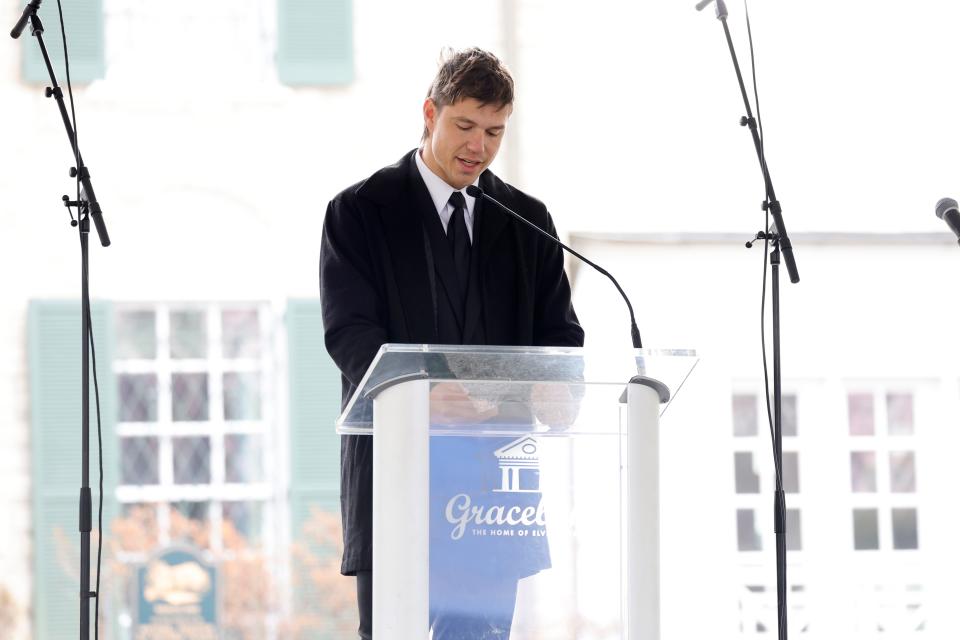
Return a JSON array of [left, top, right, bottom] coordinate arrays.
[[337, 345, 698, 640]]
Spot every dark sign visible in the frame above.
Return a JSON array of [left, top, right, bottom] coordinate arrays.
[[135, 546, 218, 639]]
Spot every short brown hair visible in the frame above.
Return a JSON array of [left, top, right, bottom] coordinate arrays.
[[422, 48, 514, 140]]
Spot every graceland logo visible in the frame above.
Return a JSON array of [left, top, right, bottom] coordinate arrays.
[[444, 494, 547, 540], [442, 436, 546, 541]]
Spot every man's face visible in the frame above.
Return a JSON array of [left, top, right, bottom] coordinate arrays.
[[421, 97, 512, 189]]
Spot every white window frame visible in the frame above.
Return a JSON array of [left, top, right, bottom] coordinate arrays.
[[113, 301, 280, 561]]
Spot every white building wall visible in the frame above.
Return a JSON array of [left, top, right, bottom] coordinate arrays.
[[572, 233, 960, 638], [514, 0, 960, 237]]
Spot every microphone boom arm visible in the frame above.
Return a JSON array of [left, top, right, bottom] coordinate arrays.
[[467, 185, 643, 349]]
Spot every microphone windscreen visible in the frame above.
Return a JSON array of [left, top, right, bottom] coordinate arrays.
[[936, 197, 958, 220], [465, 185, 483, 198]]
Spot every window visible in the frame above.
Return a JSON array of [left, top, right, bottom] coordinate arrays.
[[846, 390, 920, 552], [731, 389, 807, 634], [114, 304, 274, 552], [31, 299, 352, 634], [731, 391, 802, 553]]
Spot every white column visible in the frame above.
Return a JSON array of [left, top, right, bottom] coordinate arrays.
[[627, 382, 662, 640], [372, 379, 430, 639]]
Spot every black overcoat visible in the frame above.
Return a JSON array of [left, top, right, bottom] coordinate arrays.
[[319, 149, 584, 574]]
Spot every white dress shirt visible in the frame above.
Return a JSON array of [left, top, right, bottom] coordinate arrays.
[[414, 148, 479, 243]]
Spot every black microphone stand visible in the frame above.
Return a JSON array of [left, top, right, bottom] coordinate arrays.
[[698, 1, 799, 639], [15, 6, 111, 639]]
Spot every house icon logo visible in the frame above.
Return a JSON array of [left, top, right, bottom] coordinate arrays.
[[441, 435, 547, 540], [493, 436, 540, 493]]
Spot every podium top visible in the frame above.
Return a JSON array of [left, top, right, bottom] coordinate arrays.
[[337, 344, 698, 433]]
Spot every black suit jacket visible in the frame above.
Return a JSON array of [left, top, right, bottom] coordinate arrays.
[[319, 149, 584, 574]]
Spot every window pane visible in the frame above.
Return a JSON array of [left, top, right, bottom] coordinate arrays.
[[116, 503, 158, 551], [848, 393, 874, 436], [223, 501, 263, 544], [225, 434, 264, 483], [733, 394, 758, 437], [783, 451, 800, 494], [892, 508, 919, 550], [890, 451, 916, 493], [118, 373, 158, 422], [853, 508, 880, 550], [172, 373, 209, 421], [172, 500, 208, 523], [737, 509, 762, 551], [173, 436, 211, 484], [170, 501, 209, 546], [116, 310, 156, 359], [170, 310, 207, 359], [222, 309, 261, 359], [734, 452, 760, 494], [786, 509, 802, 551], [120, 437, 159, 485], [887, 393, 914, 435], [223, 372, 261, 421], [782, 394, 798, 437], [850, 451, 876, 492]]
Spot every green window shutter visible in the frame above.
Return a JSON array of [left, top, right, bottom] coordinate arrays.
[[20, 0, 105, 84], [287, 298, 342, 530], [277, 0, 353, 86], [286, 299, 348, 637], [29, 300, 117, 639]]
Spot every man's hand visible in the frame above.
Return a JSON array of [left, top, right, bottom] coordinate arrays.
[[429, 382, 499, 425], [531, 383, 580, 430]]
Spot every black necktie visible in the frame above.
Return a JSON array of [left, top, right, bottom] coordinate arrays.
[[446, 191, 471, 306]]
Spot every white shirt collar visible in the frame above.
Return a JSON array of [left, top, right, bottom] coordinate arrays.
[[414, 148, 478, 239]]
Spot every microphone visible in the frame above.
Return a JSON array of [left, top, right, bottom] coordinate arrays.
[[10, 0, 41, 39], [936, 197, 960, 246], [466, 185, 643, 349]]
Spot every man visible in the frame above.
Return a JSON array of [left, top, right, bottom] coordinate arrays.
[[319, 47, 584, 639]]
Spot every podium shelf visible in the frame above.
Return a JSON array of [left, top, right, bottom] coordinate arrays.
[[336, 344, 698, 434]]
